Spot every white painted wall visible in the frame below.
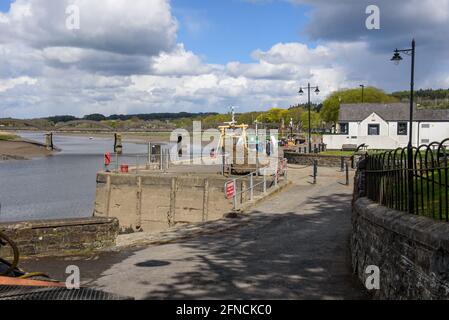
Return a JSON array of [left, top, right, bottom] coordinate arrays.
[[323, 112, 449, 150], [418, 122, 449, 145]]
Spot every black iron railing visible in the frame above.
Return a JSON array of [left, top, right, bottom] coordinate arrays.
[[364, 139, 449, 221]]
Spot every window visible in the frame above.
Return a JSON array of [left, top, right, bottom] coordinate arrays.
[[421, 139, 430, 144], [422, 124, 430, 129], [339, 123, 349, 134], [368, 124, 380, 136], [397, 122, 408, 135]]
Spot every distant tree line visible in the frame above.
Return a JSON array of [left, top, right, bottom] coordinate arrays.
[[46, 112, 219, 123], [40, 87, 449, 132], [392, 88, 449, 100], [392, 88, 449, 109]]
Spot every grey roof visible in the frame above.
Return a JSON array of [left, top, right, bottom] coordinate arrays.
[[339, 103, 449, 122]]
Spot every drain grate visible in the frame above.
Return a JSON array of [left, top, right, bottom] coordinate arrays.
[[0, 285, 132, 300]]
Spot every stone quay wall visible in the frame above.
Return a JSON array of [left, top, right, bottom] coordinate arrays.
[[94, 172, 279, 233], [0, 217, 119, 258], [284, 152, 353, 168]]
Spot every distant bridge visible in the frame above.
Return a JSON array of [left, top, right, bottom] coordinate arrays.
[[54, 120, 115, 131], [0, 118, 173, 133], [0, 119, 114, 132], [0, 119, 50, 131]]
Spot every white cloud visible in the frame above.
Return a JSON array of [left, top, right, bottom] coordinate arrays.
[[0, 76, 37, 92], [0, 0, 178, 56], [151, 44, 219, 76]]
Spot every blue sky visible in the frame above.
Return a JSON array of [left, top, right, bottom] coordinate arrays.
[[172, 0, 311, 64], [0, 0, 12, 12]]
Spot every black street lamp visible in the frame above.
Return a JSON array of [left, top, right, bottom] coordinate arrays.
[[360, 84, 365, 103], [299, 83, 320, 153], [391, 39, 416, 214]]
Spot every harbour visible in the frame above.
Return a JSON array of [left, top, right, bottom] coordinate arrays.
[[0, 132, 149, 222]]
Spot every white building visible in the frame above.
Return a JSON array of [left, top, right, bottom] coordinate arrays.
[[323, 103, 449, 150]]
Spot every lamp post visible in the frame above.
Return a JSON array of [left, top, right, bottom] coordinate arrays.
[[299, 83, 320, 153], [391, 39, 416, 214], [360, 84, 365, 103]]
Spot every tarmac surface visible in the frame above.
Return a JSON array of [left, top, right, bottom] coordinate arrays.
[[22, 165, 369, 300]]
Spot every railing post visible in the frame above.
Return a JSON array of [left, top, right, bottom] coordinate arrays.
[[160, 149, 163, 171], [284, 159, 288, 182], [346, 162, 349, 186], [233, 179, 237, 211], [263, 169, 267, 193], [275, 163, 279, 187], [313, 160, 317, 184], [341, 157, 344, 172], [250, 173, 254, 201]]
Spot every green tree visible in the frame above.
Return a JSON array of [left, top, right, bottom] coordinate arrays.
[[301, 111, 321, 130], [256, 108, 290, 124], [321, 87, 398, 124]]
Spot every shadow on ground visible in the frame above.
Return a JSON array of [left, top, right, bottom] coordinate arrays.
[[137, 192, 369, 300]]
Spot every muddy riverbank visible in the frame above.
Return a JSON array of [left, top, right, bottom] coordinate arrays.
[[0, 134, 55, 160]]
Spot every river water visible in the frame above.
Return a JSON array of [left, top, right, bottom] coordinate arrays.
[[0, 132, 149, 222]]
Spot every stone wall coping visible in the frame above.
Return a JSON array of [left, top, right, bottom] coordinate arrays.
[[284, 152, 353, 159], [0, 217, 117, 231], [355, 197, 449, 251]]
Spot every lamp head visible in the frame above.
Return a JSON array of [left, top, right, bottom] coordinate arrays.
[[314, 87, 320, 95], [298, 87, 304, 95], [391, 50, 403, 65]]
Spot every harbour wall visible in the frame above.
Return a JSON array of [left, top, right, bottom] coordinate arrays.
[[94, 172, 277, 233], [0, 217, 118, 258]]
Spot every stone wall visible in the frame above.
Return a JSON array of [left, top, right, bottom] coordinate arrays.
[[0, 217, 119, 258], [284, 152, 353, 168], [351, 197, 449, 300]]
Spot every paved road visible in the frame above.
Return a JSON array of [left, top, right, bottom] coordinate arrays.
[[23, 166, 368, 299], [94, 166, 367, 299]]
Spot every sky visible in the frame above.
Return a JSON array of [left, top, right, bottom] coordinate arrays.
[[1, 0, 449, 118]]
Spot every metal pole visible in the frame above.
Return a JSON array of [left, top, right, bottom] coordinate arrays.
[[233, 179, 237, 211], [250, 173, 254, 201], [160, 149, 163, 171], [284, 159, 288, 182], [346, 162, 349, 186], [263, 169, 267, 193], [148, 142, 151, 165], [255, 121, 259, 175], [275, 163, 279, 187], [407, 39, 416, 214], [308, 83, 312, 153], [360, 85, 365, 103], [222, 146, 225, 176]]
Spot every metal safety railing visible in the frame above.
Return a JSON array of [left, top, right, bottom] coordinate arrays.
[[363, 139, 449, 221], [224, 158, 288, 211]]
